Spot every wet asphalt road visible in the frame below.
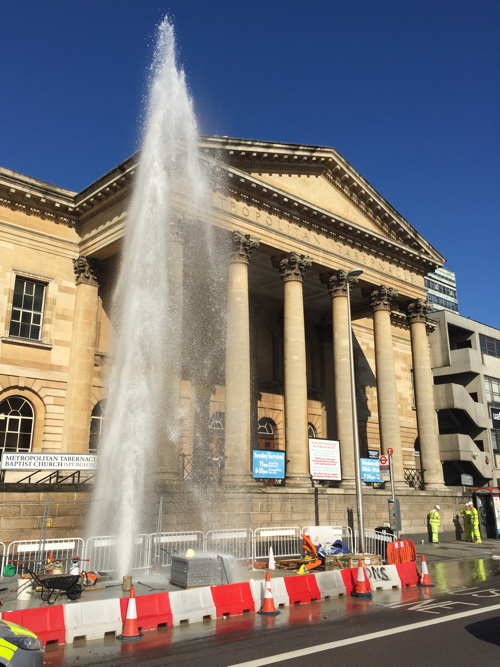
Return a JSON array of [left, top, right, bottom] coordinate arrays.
[[44, 557, 500, 667]]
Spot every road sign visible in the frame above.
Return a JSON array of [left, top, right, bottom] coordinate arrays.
[[387, 448, 394, 456], [379, 455, 388, 466]]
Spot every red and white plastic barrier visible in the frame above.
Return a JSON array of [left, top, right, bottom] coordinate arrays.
[[0, 561, 419, 645]]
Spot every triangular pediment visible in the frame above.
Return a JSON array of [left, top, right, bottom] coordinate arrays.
[[252, 171, 383, 235], [200, 136, 445, 267]]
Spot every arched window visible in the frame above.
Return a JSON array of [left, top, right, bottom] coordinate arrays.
[[0, 396, 34, 452], [89, 401, 105, 453], [209, 412, 225, 432], [308, 423, 317, 439], [258, 417, 277, 450]]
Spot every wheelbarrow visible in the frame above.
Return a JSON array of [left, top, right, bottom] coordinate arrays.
[[28, 570, 82, 605]]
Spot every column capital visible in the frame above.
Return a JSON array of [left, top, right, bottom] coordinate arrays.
[[230, 230, 259, 264], [272, 252, 312, 282], [365, 285, 399, 312], [320, 269, 359, 298], [406, 298, 431, 324], [73, 256, 100, 286]]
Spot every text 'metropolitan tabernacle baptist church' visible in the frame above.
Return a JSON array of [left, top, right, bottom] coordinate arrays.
[[0, 137, 479, 539]]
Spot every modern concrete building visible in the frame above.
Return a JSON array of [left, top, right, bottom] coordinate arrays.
[[430, 309, 500, 488], [425, 267, 459, 314], [0, 138, 473, 541]]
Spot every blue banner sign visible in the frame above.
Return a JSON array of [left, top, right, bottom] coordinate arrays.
[[360, 458, 383, 483], [491, 407, 500, 430], [252, 450, 285, 479]]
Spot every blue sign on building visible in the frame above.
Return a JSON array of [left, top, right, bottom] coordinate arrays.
[[252, 450, 285, 479], [360, 458, 383, 483]]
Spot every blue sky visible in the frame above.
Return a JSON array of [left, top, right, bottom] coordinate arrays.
[[2, 1, 499, 327]]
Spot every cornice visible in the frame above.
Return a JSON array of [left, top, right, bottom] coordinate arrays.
[[207, 159, 441, 275], [0, 169, 77, 227], [199, 136, 444, 266]]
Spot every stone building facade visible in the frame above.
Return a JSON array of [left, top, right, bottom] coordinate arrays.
[[0, 138, 471, 542]]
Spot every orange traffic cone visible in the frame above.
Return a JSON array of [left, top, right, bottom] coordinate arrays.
[[268, 545, 276, 571], [352, 560, 372, 598], [418, 555, 434, 587], [117, 586, 144, 641], [257, 572, 280, 616]]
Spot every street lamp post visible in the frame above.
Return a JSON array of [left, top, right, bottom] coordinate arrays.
[[346, 268, 365, 553]]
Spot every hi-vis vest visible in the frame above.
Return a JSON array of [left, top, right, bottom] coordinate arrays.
[[429, 509, 440, 524]]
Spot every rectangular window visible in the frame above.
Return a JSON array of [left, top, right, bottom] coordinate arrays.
[[485, 376, 500, 405], [480, 334, 500, 359], [9, 277, 46, 340]]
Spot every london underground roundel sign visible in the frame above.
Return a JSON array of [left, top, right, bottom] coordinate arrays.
[[379, 455, 388, 466]]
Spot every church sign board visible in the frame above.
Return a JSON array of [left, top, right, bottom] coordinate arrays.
[[308, 438, 342, 481]]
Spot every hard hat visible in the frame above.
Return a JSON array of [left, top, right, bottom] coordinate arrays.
[[435, 505, 440, 510]]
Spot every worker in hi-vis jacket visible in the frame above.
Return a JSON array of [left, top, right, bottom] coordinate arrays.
[[428, 504, 441, 543]]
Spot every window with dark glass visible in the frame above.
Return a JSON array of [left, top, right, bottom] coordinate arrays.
[[89, 401, 104, 453], [0, 396, 34, 452], [480, 335, 500, 359], [9, 277, 46, 340]]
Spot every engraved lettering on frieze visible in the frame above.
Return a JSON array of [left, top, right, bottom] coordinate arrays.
[[271, 252, 312, 282], [73, 256, 100, 286], [230, 230, 260, 264], [406, 298, 431, 324], [364, 285, 399, 311], [320, 269, 359, 298], [212, 193, 417, 283]]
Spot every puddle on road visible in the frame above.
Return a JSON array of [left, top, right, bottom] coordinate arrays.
[[428, 557, 500, 591]]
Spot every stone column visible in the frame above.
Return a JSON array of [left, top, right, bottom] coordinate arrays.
[[272, 252, 312, 484], [407, 299, 444, 488], [62, 257, 100, 453], [224, 231, 259, 482], [320, 270, 360, 484], [367, 285, 404, 483]]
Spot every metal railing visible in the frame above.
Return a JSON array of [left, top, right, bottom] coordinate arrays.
[[85, 534, 150, 573], [149, 531, 204, 566], [0, 524, 397, 575], [5, 538, 85, 575], [205, 529, 253, 562], [404, 468, 425, 490], [363, 529, 395, 558], [254, 526, 302, 560]]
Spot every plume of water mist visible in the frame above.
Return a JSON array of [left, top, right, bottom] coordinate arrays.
[[87, 17, 212, 576]]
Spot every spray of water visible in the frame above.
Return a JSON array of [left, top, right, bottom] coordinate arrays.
[[87, 18, 224, 576]]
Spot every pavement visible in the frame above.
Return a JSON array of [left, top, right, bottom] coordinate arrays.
[[404, 535, 500, 564]]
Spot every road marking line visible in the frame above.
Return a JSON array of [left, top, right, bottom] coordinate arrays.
[[228, 602, 500, 666]]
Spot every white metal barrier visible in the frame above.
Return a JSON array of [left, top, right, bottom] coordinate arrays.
[[205, 529, 253, 561], [302, 525, 355, 552], [0, 542, 6, 575], [363, 529, 395, 558], [6, 538, 85, 575], [2, 524, 393, 574], [85, 534, 150, 573], [254, 526, 302, 560], [149, 531, 204, 566]]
